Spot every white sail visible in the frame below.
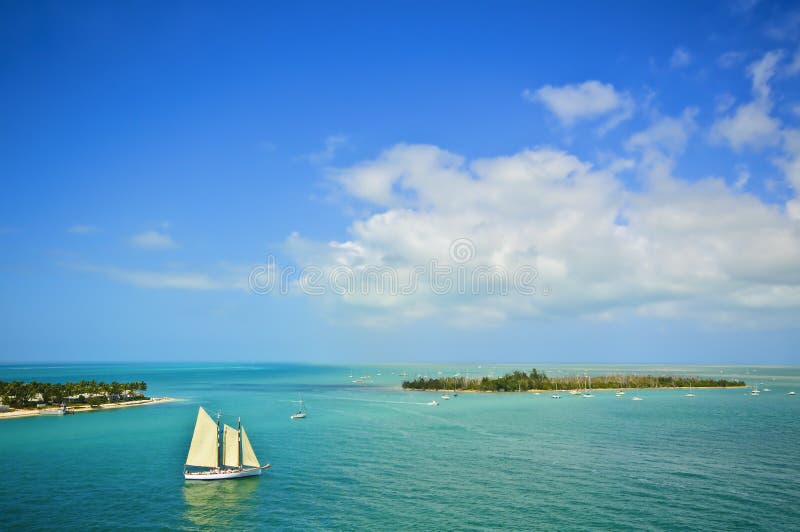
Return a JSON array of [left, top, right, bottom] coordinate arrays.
[[240, 426, 260, 467], [185, 407, 218, 468], [222, 424, 240, 467]]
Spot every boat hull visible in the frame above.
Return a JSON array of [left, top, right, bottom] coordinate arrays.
[[184, 466, 268, 481]]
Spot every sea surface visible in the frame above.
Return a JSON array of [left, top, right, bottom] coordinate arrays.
[[1, 363, 799, 531]]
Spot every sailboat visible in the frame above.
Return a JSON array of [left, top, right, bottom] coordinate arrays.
[[184, 407, 270, 481], [582, 375, 594, 398], [291, 398, 307, 419], [685, 382, 695, 397]]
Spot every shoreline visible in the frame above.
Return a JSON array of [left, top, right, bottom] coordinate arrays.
[[0, 397, 180, 420], [404, 386, 749, 393]]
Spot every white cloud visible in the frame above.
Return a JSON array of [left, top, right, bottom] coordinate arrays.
[[303, 134, 349, 164], [764, 10, 800, 41], [788, 48, 800, 75], [130, 230, 176, 250], [67, 224, 97, 234], [734, 164, 750, 189], [775, 128, 800, 194], [711, 101, 781, 150], [524, 81, 634, 131], [285, 134, 800, 327], [711, 51, 783, 150], [714, 93, 736, 114], [718, 51, 747, 69], [258, 141, 277, 153], [670, 47, 692, 68], [67, 262, 248, 291], [625, 108, 698, 179], [748, 50, 783, 102]]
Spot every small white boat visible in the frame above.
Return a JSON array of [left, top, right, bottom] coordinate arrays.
[[615, 390, 625, 396], [685, 383, 695, 397], [788, 391, 797, 395], [427, 400, 439, 406], [290, 398, 307, 420], [582, 375, 594, 397], [632, 396, 643, 401], [750, 387, 760, 396], [184, 407, 269, 481], [551, 393, 561, 399], [441, 394, 450, 400], [39, 403, 72, 415], [762, 388, 771, 392]]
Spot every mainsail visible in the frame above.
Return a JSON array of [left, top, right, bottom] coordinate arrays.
[[185, 407, 219, 468], [222, 424, 241, 467], [240, 426, 260, 467]]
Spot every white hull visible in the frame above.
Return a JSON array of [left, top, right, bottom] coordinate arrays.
[[184, 466, 268, 481], [291, 413, 306, 419]]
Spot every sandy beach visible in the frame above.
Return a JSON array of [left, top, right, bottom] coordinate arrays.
[[0, 397, 179, 420]]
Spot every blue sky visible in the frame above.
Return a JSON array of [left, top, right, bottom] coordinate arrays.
[[1, 1, 800, 363]]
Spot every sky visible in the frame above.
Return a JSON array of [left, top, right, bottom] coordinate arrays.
[[1, 0, 800, 364]]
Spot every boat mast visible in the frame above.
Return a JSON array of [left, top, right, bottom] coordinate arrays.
[[216, 411, 222, 469], [238, 417, 243, 470]]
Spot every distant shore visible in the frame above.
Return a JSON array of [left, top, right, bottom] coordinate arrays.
[[405, 386, 748, 393], [0, 397, 179, 420]]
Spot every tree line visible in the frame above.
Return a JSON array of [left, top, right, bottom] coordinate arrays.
[[402, 369, 745, 392], [0, 380, 148, 408]]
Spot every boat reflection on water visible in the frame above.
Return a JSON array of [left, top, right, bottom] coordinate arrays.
[[182, 475, 260, 528]]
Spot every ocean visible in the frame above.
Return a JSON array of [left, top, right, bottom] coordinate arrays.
[[1, 363, 799, 530]]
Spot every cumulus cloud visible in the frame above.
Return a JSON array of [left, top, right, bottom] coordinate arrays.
[[670, 47, 692, 68], [524, 81, 634, 132], [130, 230, 176, 250], [625, 108, 698, 179], [284, 135, 800, 327], [711, 51, 783, 150], [711, 102, 781, 150]]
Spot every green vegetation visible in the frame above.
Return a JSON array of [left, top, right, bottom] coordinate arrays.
[[0, 380, 148, 409], [402, 369, 745, 392]]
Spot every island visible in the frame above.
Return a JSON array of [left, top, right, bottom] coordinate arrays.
[[402, 368, 746, 392], [0, 379, 176, 419]]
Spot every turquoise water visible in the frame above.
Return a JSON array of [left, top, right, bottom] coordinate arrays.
[[1, 363, 799, 530]]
